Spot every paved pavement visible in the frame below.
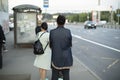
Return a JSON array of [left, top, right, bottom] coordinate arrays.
[[0, 31, 99, 80]]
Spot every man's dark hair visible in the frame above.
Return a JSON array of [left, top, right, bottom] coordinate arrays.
[[41, 22, 48, 30], [57, 15, 66, 25]]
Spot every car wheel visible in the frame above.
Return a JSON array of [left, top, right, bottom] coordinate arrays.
[[94, 26, 96, 29]]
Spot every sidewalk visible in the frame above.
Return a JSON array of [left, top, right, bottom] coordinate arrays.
[[0, 31, 99, 80]]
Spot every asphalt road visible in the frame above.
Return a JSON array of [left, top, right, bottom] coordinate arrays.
[[49, 24, 120, 80]]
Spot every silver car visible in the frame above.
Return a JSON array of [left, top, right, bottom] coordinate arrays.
[[84, 21, 97, 29]]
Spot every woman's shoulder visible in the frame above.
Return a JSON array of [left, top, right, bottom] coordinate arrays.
[[40, 32, 49, 37], [37, 31, 49, 36], [44, 32, 49, 37]]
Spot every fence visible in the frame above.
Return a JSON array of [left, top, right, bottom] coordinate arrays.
[[102, 23, 120, 29]]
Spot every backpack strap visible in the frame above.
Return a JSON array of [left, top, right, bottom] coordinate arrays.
[[43, 41, 49, 51], [38, 32, 49, 51], [38, 32, 46, 39]]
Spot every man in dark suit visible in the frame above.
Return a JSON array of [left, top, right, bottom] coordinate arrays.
[[50, 15, 73, 80], [0, 25, 6, 69], [35, 25, 41, 35], [35, 22, 41, 35]]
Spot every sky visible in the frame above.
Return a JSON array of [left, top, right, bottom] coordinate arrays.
[[8, 0, 119, 14]]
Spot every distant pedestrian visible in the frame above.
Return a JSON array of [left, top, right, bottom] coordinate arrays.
[[50, 15, 73, 80], [0, 25, 6, 69], [34, 22, 51, 80], [2, 43, 8, 53]]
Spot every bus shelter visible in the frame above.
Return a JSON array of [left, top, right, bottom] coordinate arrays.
[[13, 4, 42, 48]]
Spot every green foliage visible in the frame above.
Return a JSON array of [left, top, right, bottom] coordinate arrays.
[[41, 10, 120, 24], [42, 13, 53, 20], [116, 9, 120, 24], [101, 11, 110, 22], [113, 11, 117, 22], [67, 13, 90, 22], [79, 13, 87, 22], [67, 14, 79, 22]]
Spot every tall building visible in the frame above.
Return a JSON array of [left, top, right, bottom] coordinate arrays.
[[0, 0, 9, 33]]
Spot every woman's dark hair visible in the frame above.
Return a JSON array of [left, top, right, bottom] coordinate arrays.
[[41, 22, 48, 30], [57, 15, 66, 25]]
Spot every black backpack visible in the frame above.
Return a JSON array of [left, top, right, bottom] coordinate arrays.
[[33, 32, 48, 55]]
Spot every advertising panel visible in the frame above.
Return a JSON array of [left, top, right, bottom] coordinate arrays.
[[16, 13, 37, 43]]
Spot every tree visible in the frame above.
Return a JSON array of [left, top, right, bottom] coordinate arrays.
[[79, 13, 87, 22], [116, 9, 120, 24], [101, 11, 110, 22], [42, 13, 52, 20], [67, 14, 79, 23]]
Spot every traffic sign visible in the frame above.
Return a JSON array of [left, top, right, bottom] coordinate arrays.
[[117, 14, 120, 17], [43, 0, 49, 8]]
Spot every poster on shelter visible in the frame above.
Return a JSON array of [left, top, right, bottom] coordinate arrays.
[[16, 13, 37, 43]]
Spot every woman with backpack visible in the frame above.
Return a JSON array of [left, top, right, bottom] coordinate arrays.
[[34, 22, 51, 80]]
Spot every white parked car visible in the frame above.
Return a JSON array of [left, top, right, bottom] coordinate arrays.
[[97, 21, 107, 27], [9, 22, 14, 31]]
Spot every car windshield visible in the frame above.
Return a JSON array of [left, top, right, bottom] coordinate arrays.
[[87, 21, 94, 24]]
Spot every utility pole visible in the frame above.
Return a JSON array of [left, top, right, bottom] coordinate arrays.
[[110, 5, 113, 24], [98, 0, 101, 22]]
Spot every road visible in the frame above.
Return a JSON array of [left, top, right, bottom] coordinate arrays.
[[49, 24, 120, 80]]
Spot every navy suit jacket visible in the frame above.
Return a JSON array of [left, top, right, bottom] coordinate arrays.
[[50, 26, 73, 69]]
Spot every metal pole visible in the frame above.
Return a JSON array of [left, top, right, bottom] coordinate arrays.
[[44, 8, 47, 21], [118, 10, 120, 25], [117, 0, 119, 24], [98, 0, 100, 5], [110, 6, 113, 24], [87, 12, 89, 20]]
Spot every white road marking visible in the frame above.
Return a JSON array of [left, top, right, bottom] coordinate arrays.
[[103, 70, 106, 72], [100, 57, 115, 60], [92, 56, 115, 60], [114, 36, 119, 39], [72, 34, 120, 53], [73, 56, 102, 80], [107, 59, 119, 69]]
